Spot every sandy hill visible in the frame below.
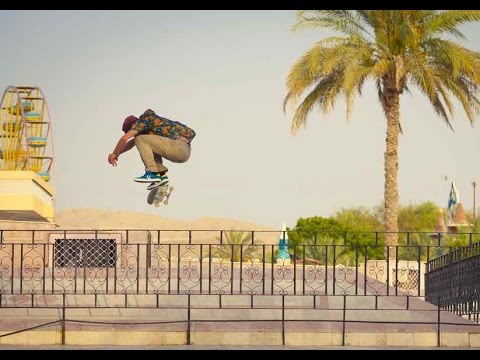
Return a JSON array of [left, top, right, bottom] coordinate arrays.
[[55, 209, 279, 244]]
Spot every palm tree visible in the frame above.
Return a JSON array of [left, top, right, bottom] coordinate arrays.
[[215, 230, 257, 262], [284, 10, 480, 258]]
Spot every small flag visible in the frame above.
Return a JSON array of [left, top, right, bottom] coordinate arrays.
[[446, 181, 459, 226]]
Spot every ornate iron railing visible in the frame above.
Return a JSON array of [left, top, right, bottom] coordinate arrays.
[[1, 228, 478, 298], [425, 242, 480, 323], [0, 229, 479, 346]]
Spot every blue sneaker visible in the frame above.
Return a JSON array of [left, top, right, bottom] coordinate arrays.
[[147, 175, 169, 190], [134, 171, 162, 183]]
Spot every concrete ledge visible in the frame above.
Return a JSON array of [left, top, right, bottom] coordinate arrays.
[[469, 333, 480, 348], [441, 332, 470, 347], [413, 332, 437, 347], [2, 330, 480, 347], [345, 332, 386, 346], [0, 330, 61, 345], [286, 332, 343, 346], [66, 331, 185, 346]]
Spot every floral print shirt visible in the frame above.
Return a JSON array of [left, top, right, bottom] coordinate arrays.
[[131, 109, 196, 144]]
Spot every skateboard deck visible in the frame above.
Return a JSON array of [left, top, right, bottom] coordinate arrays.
[[147, 184, 174, 207]]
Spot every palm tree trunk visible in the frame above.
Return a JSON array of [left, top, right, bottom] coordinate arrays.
[[383, 88, 400, 260]]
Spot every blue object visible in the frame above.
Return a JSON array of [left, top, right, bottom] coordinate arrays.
[[22, 101, 33, 109], [28, 136, 47, 147], [25, 112, 42, 121], [147, 176, 169, 190], [12, 101, 33, 112], [38, 172, 50, 181], [276, 224, 291, 262], [134, 171, 163, 183]]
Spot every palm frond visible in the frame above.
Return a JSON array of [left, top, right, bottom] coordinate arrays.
[[284, 43, 335, 109], [290, 74, 341, 134], [423, 38, 480, 84], [405, 52, 453, 129], [441, 76, 480, 125], [423, 11, 480, 39], [286, 10, 480, 133], [294, 10, 372, 42], [342, 53, 375, 120]]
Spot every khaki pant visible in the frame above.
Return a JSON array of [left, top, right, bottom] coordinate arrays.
[[135, 134, 191, 173]]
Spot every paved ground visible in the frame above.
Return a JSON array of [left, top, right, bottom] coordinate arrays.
[[1, 295, 479, 347], [1, 294, 479, 333], [0, 345, 475, 350]]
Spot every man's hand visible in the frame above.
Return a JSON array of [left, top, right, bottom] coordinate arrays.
[[108, 153, 119, 167], [109, 130, 137, 167]]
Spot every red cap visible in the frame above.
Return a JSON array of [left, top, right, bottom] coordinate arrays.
[[122, 115, 138, 133]]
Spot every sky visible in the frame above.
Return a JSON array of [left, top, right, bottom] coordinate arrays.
[[1, 10, 480, 229]]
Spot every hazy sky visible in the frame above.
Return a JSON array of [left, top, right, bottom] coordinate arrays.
[[1, 10, 480, 229]]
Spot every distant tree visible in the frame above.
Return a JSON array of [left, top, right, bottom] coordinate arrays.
[[288, 216, 343, 263], [333, 207, 384, 263], [397, 201, 438, 260], [334, 207, 382, 232], [398, 201, 438, 232], [289, 209, 385, 264], [289, 216, 344, 246], [290, 203, 444, 263], [215, 230, 257, 262]]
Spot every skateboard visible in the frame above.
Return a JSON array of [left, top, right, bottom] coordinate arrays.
[[147, 184, 174, 207]]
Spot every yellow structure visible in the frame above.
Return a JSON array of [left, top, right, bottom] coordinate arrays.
[[0, 86, 54, 222], [0, 170, 54, 222], [0, 86, 53, 180]]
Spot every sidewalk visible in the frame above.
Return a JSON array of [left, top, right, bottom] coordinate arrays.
[[0, 345, 476, 350]]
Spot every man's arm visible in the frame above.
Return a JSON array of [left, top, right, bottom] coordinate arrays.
[[107, 130, 138, 166], [113, 130, 137, 155]]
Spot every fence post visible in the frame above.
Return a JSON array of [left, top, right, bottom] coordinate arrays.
[[187, 294, 191, 345], [342, 295, 346, 346], [62, 293, 66, 345], [437, 297, 441, 347], [282, 294, 285, 346]]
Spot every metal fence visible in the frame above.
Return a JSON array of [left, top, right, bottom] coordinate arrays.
[[0, 229, 480, 346], [0, 229, 479, 297], [426, 242, 480, 323], [0, 231, 426, 296]]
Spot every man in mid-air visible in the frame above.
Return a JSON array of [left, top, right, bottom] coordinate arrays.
[[108, 109, 196, 190]]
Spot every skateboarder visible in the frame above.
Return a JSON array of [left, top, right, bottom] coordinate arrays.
[[108, 109, 196, 190]]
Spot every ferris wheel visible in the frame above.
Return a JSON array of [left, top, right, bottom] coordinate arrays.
[[0, 86, 54, 182]]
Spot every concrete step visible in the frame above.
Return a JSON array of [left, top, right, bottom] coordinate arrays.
[[0, 295, 479, 347]]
